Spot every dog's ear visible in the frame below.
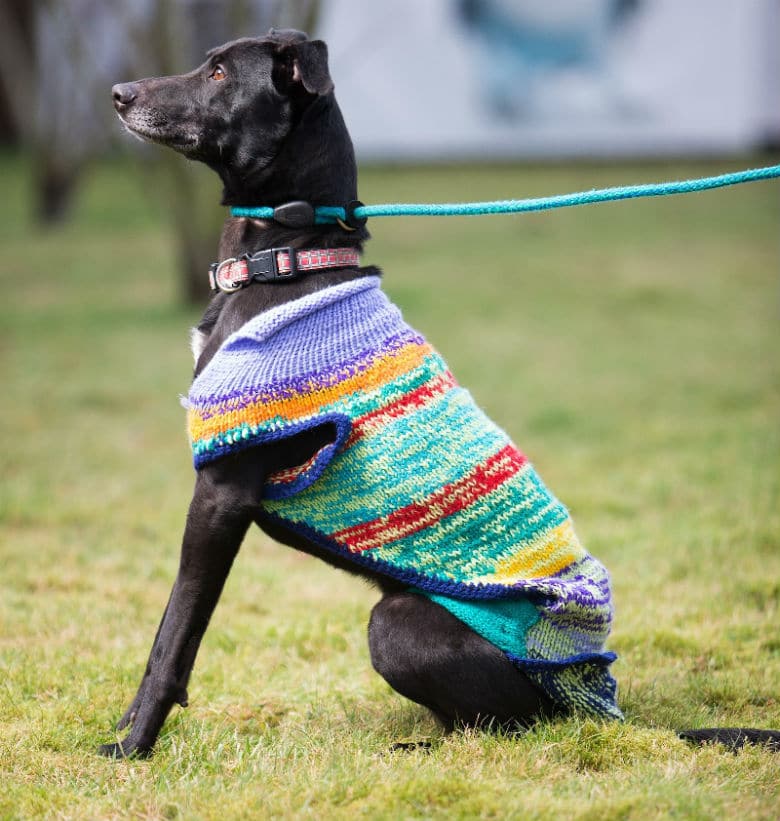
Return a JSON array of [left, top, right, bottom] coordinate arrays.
[[285, 40, 334, 96]]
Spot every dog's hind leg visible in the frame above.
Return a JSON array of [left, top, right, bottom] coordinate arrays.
[[368, 591, 557, 732], [99, 455, 260, 758]]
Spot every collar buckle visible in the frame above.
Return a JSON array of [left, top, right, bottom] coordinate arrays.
[[244, 247, 298, 282]]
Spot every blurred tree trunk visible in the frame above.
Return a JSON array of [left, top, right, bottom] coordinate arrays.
[[146, 0, 322, 304], [0, 0, 321, 306], [148, 0, 226, 305], [29, 0, 156, 223], [0, 0, 35, 144]]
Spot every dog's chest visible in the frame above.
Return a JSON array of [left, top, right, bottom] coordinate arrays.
[[190, 328, 208, 363]]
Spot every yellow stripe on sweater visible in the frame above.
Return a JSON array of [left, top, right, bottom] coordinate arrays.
[[476, 520, 585, 583], [189, 341, 434, 442]]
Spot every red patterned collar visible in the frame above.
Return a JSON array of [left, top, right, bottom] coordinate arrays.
[[209, 246, 361, 293]]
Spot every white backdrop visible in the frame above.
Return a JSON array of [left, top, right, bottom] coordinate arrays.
[[319, 0, 780, 159]]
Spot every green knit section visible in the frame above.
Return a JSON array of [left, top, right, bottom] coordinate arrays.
[[416, 589, 541, 658]]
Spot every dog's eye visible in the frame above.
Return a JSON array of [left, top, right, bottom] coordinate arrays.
[[210, 65, 227, 81]]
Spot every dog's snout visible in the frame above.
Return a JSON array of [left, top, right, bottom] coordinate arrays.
[[112, 83, 138, 109]]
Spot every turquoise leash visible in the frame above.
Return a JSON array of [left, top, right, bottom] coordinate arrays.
[[230, 162, 780, 225]]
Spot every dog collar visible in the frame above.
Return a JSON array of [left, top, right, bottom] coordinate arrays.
[[209, 246, 361, 293]]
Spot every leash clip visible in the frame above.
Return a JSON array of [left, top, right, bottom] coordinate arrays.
[[337, 199, 367, 232]]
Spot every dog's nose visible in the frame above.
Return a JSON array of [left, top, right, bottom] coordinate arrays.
[[112, 83, 138, 109]]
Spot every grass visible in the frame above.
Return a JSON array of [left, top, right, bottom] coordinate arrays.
[[1, 151, 779, 819]]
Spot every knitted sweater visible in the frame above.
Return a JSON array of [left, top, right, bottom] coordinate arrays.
[[187, 276, 622, 719]]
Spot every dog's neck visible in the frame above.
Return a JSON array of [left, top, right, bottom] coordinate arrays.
[[194, 214, 374, 379], [216, 94, 359, 212], [217, 216, 360, 260], [194, 93, 371, 377]]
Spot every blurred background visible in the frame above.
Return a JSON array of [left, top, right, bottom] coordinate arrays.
[[0, 0, 778, 299]]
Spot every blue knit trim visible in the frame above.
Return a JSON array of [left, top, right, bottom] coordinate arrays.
[[193, 413, 352, 489], [505, 650, 618, 670], [260, 510, 558, 604], [262, 414, 352, 500]]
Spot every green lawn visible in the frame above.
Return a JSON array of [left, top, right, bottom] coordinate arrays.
[[1, 152, 779, 820]]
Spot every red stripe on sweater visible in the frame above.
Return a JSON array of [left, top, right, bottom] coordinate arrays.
[[266, 446, 327, 485], [333, 443, 527, 553], [345, 370, 457, 448], [268, 370, 456, 487]]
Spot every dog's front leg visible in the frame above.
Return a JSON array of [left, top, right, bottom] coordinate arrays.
[[99, 463, 254, 758]]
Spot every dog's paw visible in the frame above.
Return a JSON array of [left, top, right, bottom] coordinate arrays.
[[98, 739, 152, 759], [115, 709, 136, 731]]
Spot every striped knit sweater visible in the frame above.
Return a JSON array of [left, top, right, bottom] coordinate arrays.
[[187, 275, 622, 719]]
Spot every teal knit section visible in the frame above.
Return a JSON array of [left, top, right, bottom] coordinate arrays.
[[417, 589, 541, 658]]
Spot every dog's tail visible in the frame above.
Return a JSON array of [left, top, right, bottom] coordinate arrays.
[[678, 728, 780, 752]]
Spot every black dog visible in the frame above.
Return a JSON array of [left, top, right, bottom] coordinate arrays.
[[106, 30, 778, 758]]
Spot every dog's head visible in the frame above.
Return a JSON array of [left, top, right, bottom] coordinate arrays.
[[112, 30, 352, 204]]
